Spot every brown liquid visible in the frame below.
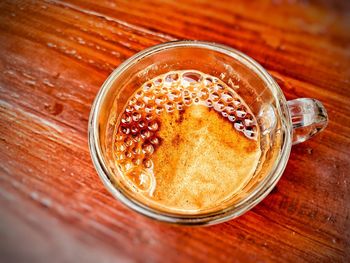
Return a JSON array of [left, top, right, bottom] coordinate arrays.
[[113, 70, 261, 213]]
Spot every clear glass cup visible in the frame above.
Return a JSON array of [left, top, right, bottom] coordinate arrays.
[[88, 41, 328, 225]]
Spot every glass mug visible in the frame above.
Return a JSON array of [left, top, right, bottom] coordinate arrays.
[[88, 41, 328, 225]]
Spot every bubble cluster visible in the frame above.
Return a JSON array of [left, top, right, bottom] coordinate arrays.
[[114, 70, 258, 195]]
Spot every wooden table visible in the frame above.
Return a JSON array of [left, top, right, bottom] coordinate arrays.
[[0, 1, 349, 262]]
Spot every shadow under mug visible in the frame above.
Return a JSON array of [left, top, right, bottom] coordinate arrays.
[[88, 41, 328, 225]]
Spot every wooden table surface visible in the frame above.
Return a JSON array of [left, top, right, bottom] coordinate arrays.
[[0, 0, 349, 262]]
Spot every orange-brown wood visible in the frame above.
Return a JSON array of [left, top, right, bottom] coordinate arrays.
[[0, 0, 349, 262]]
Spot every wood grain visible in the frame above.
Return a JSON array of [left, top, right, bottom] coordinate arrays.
[[0, 0, 349, 262]]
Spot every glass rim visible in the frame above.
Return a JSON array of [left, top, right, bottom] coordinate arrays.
[[88, 40, 292, 225]]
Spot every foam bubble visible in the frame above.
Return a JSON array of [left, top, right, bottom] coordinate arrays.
[[244, 114, 255, 126], [143, 82, 153, 90], [225, 104, 235, 114], [125, 151, 132, 159], [214, 84, 224, 92], [145, 104, 155, 113], [221, 91, 234, 103], [130, 124, 139, 135], [140, 129, 151, 139], [131, 146, 142, 155], [145, 114, 153, 121], [132, 158, 142, 166], [199, 88, 209, 100], [203, 77, 212, 86], [116, 143, 126, 152], [154, 78, 163, 86], [165, 72, 179, 83], [143, 158, 153, 169], [234, 120, 244, 131], [232, 98, 241, 107], [183, 96, 192, 106], [129, 97, 137, 106], [210, 92, 220, 102], [182, 71, 202, 83], [115, 134, 124, 141], [214, 100, 225, 112], [228, 113, 236, 122], [125, 137, 134, 147], [177, 101, 184, 110], [236, 107, 247, 118], [125, 168, 155, 193], [148, 120, 159, 131], [206, 99, 214, 107], [135, 90, 144, 99], [142, 143, 154, 154], [120, 126, 130, 134], [121, 114, 131, 124], [133, 135, 141, 143], [150, 137, 160, 145], [134, 100, 145, 110], [165, 101, 175, 112], [155, 95, 166, 105], [125, 105, 134, 113], [244, 126, 257, 138], [138, 120, 146, 128], [132, 112, 141, 122], [155, 106, 164, 114]]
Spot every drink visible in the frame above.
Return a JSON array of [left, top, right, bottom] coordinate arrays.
[[90, 41, 328, 223], [113, 70, 261, 213]]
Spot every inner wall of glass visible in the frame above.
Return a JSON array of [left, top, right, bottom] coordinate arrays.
[[99, 46, 284, 215]]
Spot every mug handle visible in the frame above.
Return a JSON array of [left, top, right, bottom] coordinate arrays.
[[287, 98, 328, 145]]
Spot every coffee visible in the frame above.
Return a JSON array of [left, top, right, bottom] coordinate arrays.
[[113, 70, 261, 213]]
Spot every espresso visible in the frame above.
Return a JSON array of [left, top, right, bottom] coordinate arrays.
[[113, 70, 261, 213]]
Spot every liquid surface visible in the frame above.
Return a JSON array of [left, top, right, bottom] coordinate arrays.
[[113, 70, 261, 212]]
